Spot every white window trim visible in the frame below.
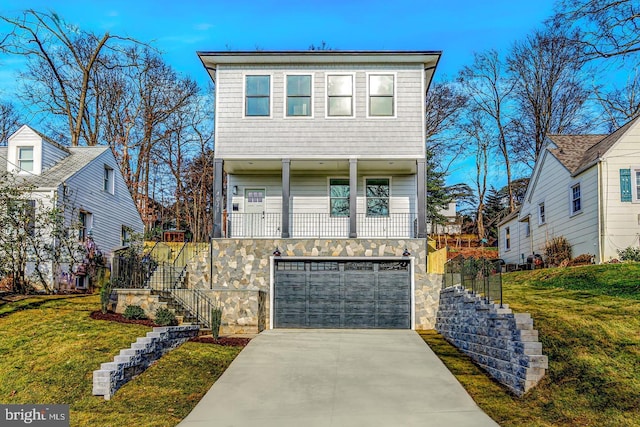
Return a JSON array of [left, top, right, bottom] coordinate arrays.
[[363, 176, 392, 217], [366, 71, 397, 119], [569, 182, 583, 216], [538, 201, 546, 226], [104, 165, 115, 195], [504, 226, 511, 251], [243, 73, 273, 119], [631, 166, 640, 203], [283, 72, 314, 119], [327, 176, 350, 217], [16, 145, 35, 174], [325, 72, 356, 119]]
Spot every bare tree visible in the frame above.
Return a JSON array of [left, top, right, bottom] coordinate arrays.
[[594, 69, 640, 130], [0, 9, 141, 146], [0, 102, 21, 144], [553, 0, 640, 60], [425, 81, 468, 167], [508, 27, 592, 167], [459, 50, 517, 211]]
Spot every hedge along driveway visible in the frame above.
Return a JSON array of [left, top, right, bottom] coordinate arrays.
[[0, 295, 243, 427]]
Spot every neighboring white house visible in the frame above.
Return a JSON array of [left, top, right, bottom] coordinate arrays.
[[0, 125, 143, 289], [198, 50, 442, 330], [498, 115, 640, 265], [427, 201, 461, 235]]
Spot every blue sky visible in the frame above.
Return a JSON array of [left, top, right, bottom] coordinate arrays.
[[0, 0, 556, 87], [0, 0, 558, 188]]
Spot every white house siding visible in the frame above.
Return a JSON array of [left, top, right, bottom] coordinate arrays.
[[599, 121, 640, 260], [227, 173, 416, 238], [519, 152, 600, 261], [41, 140, 70, 172], [215, 64, 425, 160], [64, 149, 143, 257], [499, 217, 528, 265]]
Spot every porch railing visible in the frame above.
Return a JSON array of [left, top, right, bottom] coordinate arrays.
[[226, 212, 418, 238], [443, 255, 503, 307]]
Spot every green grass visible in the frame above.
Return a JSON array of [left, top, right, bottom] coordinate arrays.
[[0, 295, 243, 427], [421, 263, 640, 427]]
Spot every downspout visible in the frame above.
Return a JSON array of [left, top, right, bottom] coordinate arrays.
[[597, 160, 605, 263]]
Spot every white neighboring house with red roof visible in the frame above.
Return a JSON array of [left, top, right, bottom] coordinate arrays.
[[1, 125, 143, 289], [498, 115, 640, 265]]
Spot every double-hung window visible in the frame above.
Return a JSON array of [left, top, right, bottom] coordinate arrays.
[[327, 75, 353, 116], [287, 75, 311, 116], [571, 184, 582, 214], [368, 74, 394, 116], [366, 178, 389, 217], [330, 179, 350, 217], [104, 166, 114, 194], [505, 227, 511, 250], [78, 211, 92, 242], [538, 202, 546, 225], [18, 147, 34, 172], [245, 75, 270, 116]]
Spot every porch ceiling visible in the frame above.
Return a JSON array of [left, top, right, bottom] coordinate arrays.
[[224, 159, 417, 174]]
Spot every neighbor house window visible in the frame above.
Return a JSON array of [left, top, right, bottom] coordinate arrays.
[[330, 178, 350, 217], [327, 74, 353, 116], [538, 202, 546, 225], [634, 169, 640, 201], [571, 183, 582, 214], [287, 75, 311, 116], [525, 219, 530, 237], [245, 75, 270, 116], [366, 178, 389, 216], [368, 74, 394, 116], [104, 166, 114, 194], [78, 211, 92, 242], [18, 146, 34, 172], [505, 227, 511, 250], [121, 225, 131, 246]]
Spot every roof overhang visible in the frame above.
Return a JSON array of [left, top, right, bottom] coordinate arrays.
[[197, 50, 442, 85]]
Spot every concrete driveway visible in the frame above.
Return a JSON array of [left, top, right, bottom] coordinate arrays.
[[178, 329, 499, 427]]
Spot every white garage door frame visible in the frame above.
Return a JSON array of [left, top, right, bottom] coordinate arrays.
[[269, 256, 415, 330]]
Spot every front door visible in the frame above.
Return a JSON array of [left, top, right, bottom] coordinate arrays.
[[244, 189, 265, 237]]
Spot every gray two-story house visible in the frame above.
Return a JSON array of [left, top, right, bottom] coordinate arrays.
[[197, 51, 441, 330]]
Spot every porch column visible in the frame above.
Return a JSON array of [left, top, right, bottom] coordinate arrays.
[[213, 159, 224, 238], [282, 159, 291, 238], [417, 158, 427, 238], [349, 159, 358, 238]]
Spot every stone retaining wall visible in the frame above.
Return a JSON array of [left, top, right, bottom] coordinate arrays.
[[92, 325, 199, 400], [436, 285, 548, 396], [110, 289, 167, 319], [185, 239, 441, 329]]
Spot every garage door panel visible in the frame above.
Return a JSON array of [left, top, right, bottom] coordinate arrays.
[[274, 260, 410, 329]]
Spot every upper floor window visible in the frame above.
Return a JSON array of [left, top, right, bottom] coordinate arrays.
[[104, 166, 114, 194], [505, 226, 511, 250], [368, 74, 394, 116], [538, 202, 546, 225], [329, 178, 349, 217], [366, 178, 389, 217], [18, 146, 34, 172], [571, 183, 582, 214], [286, 75, 311, 117], [327, 75, 353, 117], [78, 211, 92, 242], [245, 75, 270, 116]]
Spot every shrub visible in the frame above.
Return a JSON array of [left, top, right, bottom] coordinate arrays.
[[211, 305, 223, 340], [99, 281, 113, 314], [123, 305, 147, 320], [155, 307, 178, 326], [544, 236, 572, 266], [567, 254, 594, 267], [617, 246, 640, 262]]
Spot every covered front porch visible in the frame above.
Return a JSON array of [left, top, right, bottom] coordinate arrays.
[[212, 157, 427, 239]]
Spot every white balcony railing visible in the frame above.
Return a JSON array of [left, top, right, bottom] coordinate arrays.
[[226, 212, 417, 239]]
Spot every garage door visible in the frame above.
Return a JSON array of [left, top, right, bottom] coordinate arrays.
[[274, 260, 411, 329]]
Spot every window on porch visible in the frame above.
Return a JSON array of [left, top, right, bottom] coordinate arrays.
[[366, 178, 389, 217], [330, 178, 349, 217]]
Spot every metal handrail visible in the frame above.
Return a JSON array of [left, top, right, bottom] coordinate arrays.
[[443, 255, 503, 308]]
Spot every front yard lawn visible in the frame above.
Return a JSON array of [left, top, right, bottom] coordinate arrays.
[[0, 295, 243, 427], [421, 263, 640, 427]]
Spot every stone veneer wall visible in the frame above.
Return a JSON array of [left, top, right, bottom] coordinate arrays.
[[185, 239, 441, 330], [92, 325, 199, 400], [110, 289, 167, 319], [436, 286, 548, 396]]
